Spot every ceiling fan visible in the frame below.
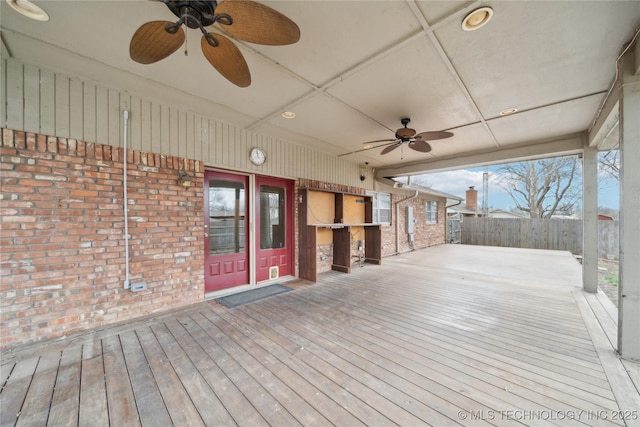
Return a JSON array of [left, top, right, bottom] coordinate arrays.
[[129, 0, 300, 87], [364, 118, 453, 155]]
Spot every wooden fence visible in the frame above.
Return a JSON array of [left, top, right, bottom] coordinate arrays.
[[460, 218, 619, 258]]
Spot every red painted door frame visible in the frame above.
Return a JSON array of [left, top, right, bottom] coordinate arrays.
[[204, 171, 249, 292], [255, 176, 295, 282], [204, 171, 295, 292]]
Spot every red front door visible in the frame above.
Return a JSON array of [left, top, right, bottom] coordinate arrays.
[[255, 176, 294, 282], [204, 171, 249, 292]]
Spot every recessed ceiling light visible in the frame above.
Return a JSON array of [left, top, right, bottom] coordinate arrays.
[[281, 111, 295, 119], [5, 0, 49, 21], [499, 107, 518, 116], [462, 7, 493, 31]]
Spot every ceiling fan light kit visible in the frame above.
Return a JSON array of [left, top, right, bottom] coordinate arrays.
[[130, 0, 300, 87]]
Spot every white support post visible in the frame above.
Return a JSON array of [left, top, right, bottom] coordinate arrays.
[[618, 51, 640, 361], [582, 143, 598, 294]]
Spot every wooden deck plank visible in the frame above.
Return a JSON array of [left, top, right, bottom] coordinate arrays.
[[256, 297, 561, 427], [271, 290, 622, 427], [78, 340, 109, 426], [215, 301, 463, 427], [326, 279, 609, 378], [193, 311, 330, 426], [573, 289, 640, 427], [1, 246, 638, 427], [47, 346, 82, 427], [135, 327, 205, 427], [162, 317, 269, 427], [584, 291, 618, 350], [209, 303, 430, 427], [208, 306, 370, 427], [355, 284, 600, 365], [221, 305, 400, 427], [0, 362, 15, 388], [119, 330, 173, 427], [150, 322, 237, 426], [382, 288, 602, 366], [177, 312, 302, 427], [15, 351, 60, 427], [229, 303, 506, 427], [315, 275, 619, 408], [389, 278, 598, 354], [102, 335, 141, 427], [309, 296, 620, 422], [0, 357, 39, 426], [317, 274, 617, 399]]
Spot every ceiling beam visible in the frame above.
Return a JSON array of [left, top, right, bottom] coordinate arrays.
[[635, 37, 640, 75], [588, 88, 620, 150], [375, 134, 585, 177], [405, 0, 500, 149], [589, 33, 640, 150]]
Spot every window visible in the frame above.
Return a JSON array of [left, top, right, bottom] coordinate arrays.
[[367, 191, 391, 224], [259, 185, 285, 249], [426, 200, 437, 223]]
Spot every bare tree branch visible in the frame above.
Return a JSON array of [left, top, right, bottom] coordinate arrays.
[[497, 156, 581, 218]]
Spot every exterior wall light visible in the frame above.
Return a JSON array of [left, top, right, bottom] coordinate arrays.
[[178, 171, 193, 188]]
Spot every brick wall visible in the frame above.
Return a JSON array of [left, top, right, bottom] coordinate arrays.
[[0, 129, 204, 350], [381, 194, 446, 256]]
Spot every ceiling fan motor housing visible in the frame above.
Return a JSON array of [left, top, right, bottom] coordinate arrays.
[[165, 0, 217, 28]]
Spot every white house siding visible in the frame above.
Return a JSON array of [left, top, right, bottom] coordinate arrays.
[[1, 57, 371, 186]]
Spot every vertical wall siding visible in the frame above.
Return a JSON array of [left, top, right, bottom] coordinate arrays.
[[2, 57, 371, 186]]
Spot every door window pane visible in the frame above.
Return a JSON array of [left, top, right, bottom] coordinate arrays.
[[260, 185, 285, 249], [209, 180, 245, 254]]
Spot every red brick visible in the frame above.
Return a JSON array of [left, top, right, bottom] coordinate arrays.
[[1, 128, 205, 351]]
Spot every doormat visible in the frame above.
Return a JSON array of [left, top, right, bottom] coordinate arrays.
[[215, 284, 292, 308]]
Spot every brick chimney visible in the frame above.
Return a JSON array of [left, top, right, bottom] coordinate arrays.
[[465, 186, 478, 213]]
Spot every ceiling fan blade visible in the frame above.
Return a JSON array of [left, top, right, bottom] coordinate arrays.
[[381, 142, 402, 155], [130, 21, 185, 64], [201, 33, 251, 87], [415, 131, 454, 141], [215, 0, 300, 45], [408, 140, 432, 153]]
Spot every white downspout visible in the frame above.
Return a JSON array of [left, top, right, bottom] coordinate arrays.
[[123, 110, 130, 289], [395, 190, 418, 254]]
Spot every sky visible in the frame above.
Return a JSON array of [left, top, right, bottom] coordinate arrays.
[[410, 164, 620, 212]]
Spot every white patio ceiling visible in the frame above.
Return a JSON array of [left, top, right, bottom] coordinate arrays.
[[1, 1, 638, 176]]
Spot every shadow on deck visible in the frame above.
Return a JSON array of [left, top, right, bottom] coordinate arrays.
[[2, 245, 639, 426]]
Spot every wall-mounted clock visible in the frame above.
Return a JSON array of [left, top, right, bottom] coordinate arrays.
[[250, 147, 266, 165]]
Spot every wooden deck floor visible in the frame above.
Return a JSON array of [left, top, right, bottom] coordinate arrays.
[[2, 245, 639, 426]]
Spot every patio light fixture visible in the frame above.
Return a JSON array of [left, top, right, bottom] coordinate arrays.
[[178, 170, 193, 188], [499, 107, 518, 116], [461, 7, 493, 31], [5, 0, 49, 21]]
